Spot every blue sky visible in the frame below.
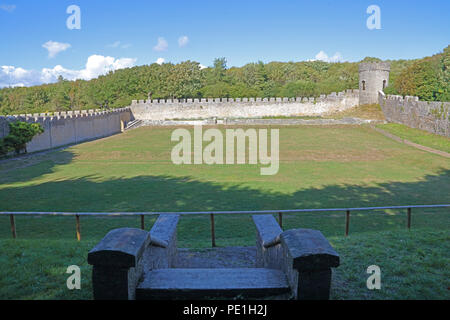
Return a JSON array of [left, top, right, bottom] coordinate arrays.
[[0, 0, 449, 87]]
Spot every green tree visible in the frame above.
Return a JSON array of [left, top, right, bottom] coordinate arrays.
[[2, 122, 44, 155], [212, 57, 227, 83]]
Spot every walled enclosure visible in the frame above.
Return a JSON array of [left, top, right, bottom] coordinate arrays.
[[130, 90, 360, 121], [2, 62, 448, 154], [0, 108, 132, 153], [359, 62, 390, 105], [379, 91, 449, 137]]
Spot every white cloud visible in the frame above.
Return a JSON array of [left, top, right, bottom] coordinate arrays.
[[199, 64, 207, 70], [156, 58, 165, 65], [153, 37, 168, 52], [311, 51, 344, 63], [0, 66, 38, 87], [0, 55, 137, 88], [178, 36, 189, 47], [108, 41, 132, 49], [0, 4, 16, 12], [108, 41, 121, 48], [42, 41, 71, 58]]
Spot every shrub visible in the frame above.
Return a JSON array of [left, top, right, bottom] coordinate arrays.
[[0, 121, 44, 156], [0, 139, 11, 157]]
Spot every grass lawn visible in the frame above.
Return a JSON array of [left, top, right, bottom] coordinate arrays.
[[376, 123, 450, 153], [0, 124, 449, 299], [326, 104, 386, 120]]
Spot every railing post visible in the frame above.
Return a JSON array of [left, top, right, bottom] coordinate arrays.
[[75, 215, 81, 241], [345, 210, 350, 236], [278, 212, 283, 229], [141, 215, 145, 230], [407, 208, 411, 230], [10, 214, 16, 239], [210, 214, 216, 247]]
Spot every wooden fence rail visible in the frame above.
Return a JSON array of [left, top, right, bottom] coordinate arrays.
[[1, 204, 449, 244]]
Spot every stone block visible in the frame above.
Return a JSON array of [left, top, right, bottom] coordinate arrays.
[[88, 228, 151, 300]]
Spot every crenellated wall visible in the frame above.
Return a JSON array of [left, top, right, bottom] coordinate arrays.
[[379, 91, 449, 137], [129, 90, 360, 121], [0, 108, 132, 153]]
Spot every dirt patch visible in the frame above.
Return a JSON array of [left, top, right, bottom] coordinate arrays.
[[325, 104, 386, 120]]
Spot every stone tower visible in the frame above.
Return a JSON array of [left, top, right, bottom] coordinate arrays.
[[359, 62, 390, 105]]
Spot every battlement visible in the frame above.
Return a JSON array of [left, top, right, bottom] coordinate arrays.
[[358, 62, 391, 72], [129, 90, 360, 121], [1, 107, 131, 122], [379, 91, 449, 137], [385, 94, 420, 102], [131, 90, 359, 106], [0, 107, 132, 154]]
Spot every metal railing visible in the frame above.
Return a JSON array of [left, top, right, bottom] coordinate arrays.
[[1, 204, 449, 245]]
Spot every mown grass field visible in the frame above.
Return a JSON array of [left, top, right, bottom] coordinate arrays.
[[376, 123, 450, 153], [0, 124, 449, 300]]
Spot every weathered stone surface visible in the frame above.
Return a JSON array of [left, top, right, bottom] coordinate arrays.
[[130, 90, 359, 121], [297, 268, 332, 300], [280, 229, 340, 271], [91, 264, 143, 300], [252, 215, 282, 248], [88, 228, 150, 300], [136, 268, 290, 300], [278, 228, 340, 300], [379, 91, 449, 137], [359, 62, 390, 105], [139, 117, 380, 127], [150, 214, 179, 245], [0, 108, 132, 154], [176, 247, 256, 268], [144, 214, 180, 270], [253, 215, 284, 270], [88, 228, 150, 268]]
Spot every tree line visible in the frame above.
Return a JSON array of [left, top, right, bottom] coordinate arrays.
[[384, 45, 449, 102], [0, 46, 448, 115]]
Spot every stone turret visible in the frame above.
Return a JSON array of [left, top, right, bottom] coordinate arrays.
[[359, 62, 390, 105]]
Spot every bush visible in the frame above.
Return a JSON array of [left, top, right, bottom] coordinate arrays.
[[0, 139, 11, 157], [0, 121, 44, 157]]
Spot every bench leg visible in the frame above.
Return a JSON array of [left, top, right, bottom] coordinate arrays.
[[296, 268, 332, 300], [92, 265, 142, 300]]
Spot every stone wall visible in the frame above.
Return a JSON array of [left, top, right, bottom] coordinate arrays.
[[130, 90, 359, 121], [379, 91, 450, 137], [0, 108, 132, 153]]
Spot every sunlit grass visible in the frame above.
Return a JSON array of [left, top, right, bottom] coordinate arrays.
[[0, 124, 449, 299]]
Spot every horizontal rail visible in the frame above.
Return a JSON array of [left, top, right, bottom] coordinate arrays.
[[0, 204, 449, 216], [2, 204, 449, 243]]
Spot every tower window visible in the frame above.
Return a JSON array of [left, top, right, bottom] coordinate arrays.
[[383, 80, 386, 89], [362, 81, 366, 91]]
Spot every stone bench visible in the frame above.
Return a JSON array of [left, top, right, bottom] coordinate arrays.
[[88, 214, 180, 300], [253, 214, 340, 300], [88, 214, 339, 300]]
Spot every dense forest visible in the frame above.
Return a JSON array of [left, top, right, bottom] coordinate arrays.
[[0, 46, 448, 115]]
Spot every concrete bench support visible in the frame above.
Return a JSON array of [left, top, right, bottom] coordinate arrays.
[[88, 228, 150, 300], [252, 215, 283, 269], [144, 214, 180, 270], [280, 229, 340, 300]]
